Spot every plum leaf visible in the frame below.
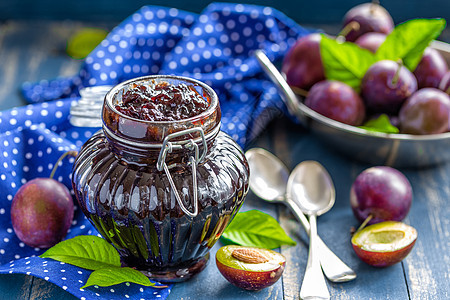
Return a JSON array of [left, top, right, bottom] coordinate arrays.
[[66, 28, 108, 59], [375, 18, 446, 71], [40, 235, 120, 270], [81, 267, 156, 289], [359, 114, 399, 133], [40, 235, 165, 289], [320, 35, 377, 90], [221, 210, 296, 249]]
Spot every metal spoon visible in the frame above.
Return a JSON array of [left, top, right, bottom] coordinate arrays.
[[288, 160, 335, 299], [245, 148, 356, 283]]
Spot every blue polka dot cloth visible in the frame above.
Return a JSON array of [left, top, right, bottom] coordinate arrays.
[[0, 2, 313, 299]]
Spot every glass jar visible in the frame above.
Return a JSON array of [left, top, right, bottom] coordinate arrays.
[[71, 75, 249, 282], [70, 85, 113, 127]]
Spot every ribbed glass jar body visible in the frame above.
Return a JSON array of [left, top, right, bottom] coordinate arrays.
[[71, 76, 249, 282]]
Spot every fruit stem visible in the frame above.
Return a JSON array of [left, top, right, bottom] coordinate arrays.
[[290, 86, 309, 97], [445, 86, 450, 95], [391, 59, 403, 87], [356, 214, 373, 233], [338, 21, 360, 40], [50, 150, 78, 179], [370, 0, 380, 14]]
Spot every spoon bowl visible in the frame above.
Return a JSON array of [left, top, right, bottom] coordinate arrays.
[[246, 148, 289, 202], [287, 161, 335, 216]]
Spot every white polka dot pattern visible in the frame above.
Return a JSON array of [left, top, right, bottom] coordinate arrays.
[[5, 3, 313, 299], [0, 100, 172, 299], [21, 3, 312, 148]]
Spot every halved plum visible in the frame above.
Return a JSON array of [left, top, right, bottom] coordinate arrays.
[[351, 221, 417, 267], [216, 245, 286, 290]]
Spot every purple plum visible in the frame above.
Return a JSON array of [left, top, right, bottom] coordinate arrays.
[[350, 166, 412, 225], [305, 80, 366, 126], [361, 60, 418, 114], [342, 2, 394, 42], [11, 178, 74, 248], [438, 70, 450, 95], [413, 47, 449, 89], [399, 88, 450, 135], [282, 33, 325, 91], [355, 32, 386, 53]]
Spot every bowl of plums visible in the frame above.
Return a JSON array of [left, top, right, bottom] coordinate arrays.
[[257, 1, 450, 168]]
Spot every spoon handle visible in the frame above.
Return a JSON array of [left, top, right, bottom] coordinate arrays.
[[316, 236, 357, 282], [300, 215, 330, 300], [286, 197, 356, 282]]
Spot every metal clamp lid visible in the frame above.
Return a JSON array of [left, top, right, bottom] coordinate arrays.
[[156, 127, 208, 218]]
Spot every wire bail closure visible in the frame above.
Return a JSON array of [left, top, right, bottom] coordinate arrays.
[[156, 127, 208, 218]]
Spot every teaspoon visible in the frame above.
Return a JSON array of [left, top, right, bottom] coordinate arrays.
[[288, 161, 334, 299]]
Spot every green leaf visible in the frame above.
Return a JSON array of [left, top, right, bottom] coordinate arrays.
[[41, 236, 165, 289], [221, 210, 296, 249], [319, 19, 446, 92], [67, 28, 108, 59], [320, 34, 377, 91], [40, 235, 121, 270], [81, 267, 156, 289], [359, 114, 399, 133], [376, 18, 446, 71]]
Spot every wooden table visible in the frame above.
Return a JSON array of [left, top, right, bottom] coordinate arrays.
[[0, 20, 449, 300]]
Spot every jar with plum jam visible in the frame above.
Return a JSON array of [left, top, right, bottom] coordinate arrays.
[[71, 75, 249, 282]]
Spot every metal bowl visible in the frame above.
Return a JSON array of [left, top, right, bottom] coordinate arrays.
[[255, 41, 450, 168]]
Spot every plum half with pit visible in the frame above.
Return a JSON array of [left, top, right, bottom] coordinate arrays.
[[352, 221, 417, 267], [11, 178, 74, 248], [216, 245, 286, 290], [354, 32, 386, 53], [342, 2, 394, 42], [350, 166, 412, 225], [399, 88, 450, 134], [361, 60, 418, 114], [305, 80, 365, 126], [413, 47, 449, 89], [282, 33, 325, 91]]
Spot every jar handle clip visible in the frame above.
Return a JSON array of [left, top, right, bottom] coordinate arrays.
[[156, 128, 207, 218]]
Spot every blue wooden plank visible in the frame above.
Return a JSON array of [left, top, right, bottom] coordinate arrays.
[[0, 274, 77, 299], [0, 274, 32, 299], [401, 164, 450, 299], [29, 276, 77, 300], [0, 20, 110, 111]]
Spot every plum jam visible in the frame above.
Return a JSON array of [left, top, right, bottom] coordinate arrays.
[[115, 82, 209, 121], [72, 76, 249, 282]]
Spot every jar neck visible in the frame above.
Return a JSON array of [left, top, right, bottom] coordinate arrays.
[[103, 123, 220, 166]]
